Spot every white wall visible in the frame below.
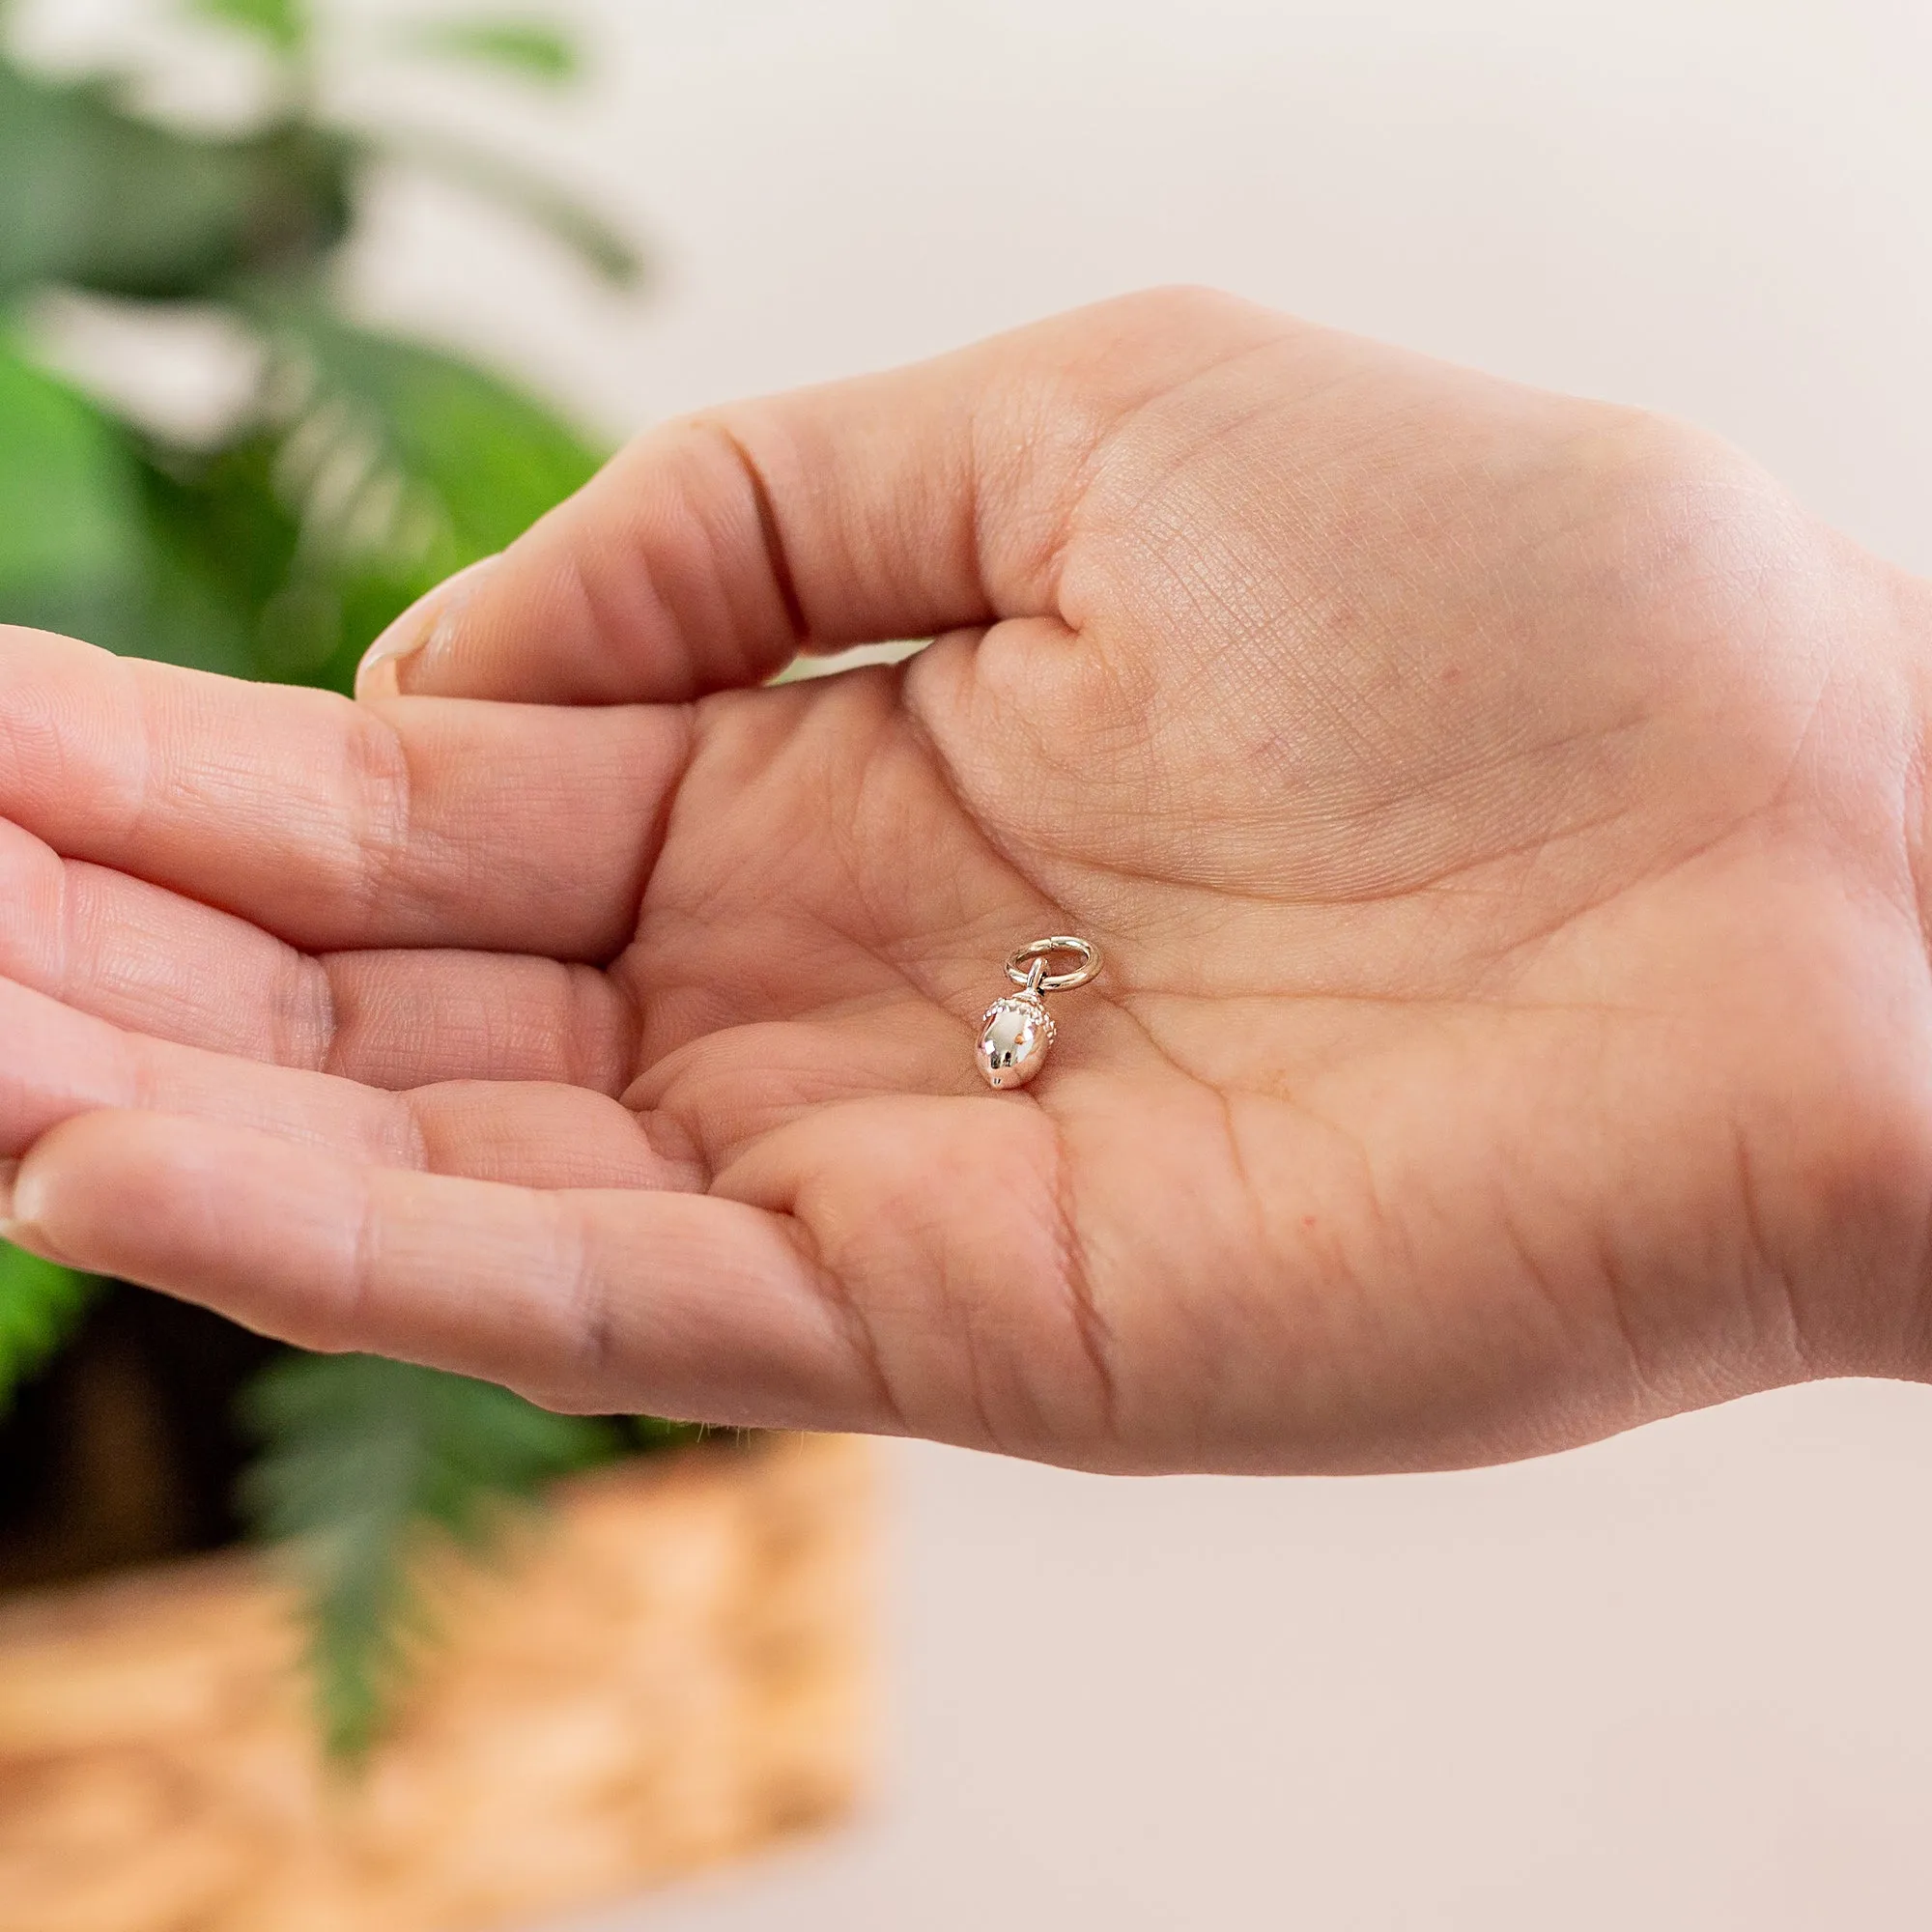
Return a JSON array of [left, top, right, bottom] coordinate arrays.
[[19, 1, 1932, 1923], [341, 0, 1932, 571]]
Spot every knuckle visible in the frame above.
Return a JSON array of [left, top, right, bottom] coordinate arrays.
[[339, 703, 415, 923]]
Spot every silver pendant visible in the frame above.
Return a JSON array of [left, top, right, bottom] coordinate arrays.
[[976, 936, 1102, 1090]]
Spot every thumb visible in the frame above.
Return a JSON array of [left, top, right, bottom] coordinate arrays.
[[353, 290, 1277, 706]]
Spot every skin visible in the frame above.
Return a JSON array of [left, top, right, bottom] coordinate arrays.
[[3, 286, 1931, 1475]]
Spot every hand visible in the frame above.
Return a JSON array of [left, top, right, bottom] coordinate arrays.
[[5, 288, 1929, 1473]]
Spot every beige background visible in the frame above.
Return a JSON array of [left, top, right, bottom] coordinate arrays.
[[17, 0, 1932, 1924]]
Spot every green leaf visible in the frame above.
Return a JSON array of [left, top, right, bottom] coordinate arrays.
[[194, 300, 605, 687], [0, 340, 151, 649], [0, 59, 353, 302], [131, 430, 426, 691], [239, 1353, 618, 1760], [0, 1246, 99, 1417], [406, 18, 578, 83], [187, 0, 311, 56], [372, 128, 645, 287], [106, 313, 603, 695], [270, 308, 604, 554], [129, 435, 302, 678]]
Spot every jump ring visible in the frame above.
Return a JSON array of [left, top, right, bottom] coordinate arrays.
[[1006, 935, 1102, 995]]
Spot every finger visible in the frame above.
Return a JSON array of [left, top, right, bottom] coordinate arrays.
[[0, 627, 687, 955], [361, 289, 1286, 705], [8, 1111, 886, 1429], [0, 816, 636, 1089], [0, 811, 327, 1063], [0, 976, 680, 1190], [320, 951, 635, 1093]]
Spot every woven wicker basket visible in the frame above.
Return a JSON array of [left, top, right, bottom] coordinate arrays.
[[0, 1433, 869, 1932]]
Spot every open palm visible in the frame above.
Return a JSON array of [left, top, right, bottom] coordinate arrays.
[[6, 290, 1930, 1473]]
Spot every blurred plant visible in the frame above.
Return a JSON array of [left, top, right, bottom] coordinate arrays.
[[0, 0, 692, 1758], [0, 1248, 99, 1418], [0, 0, 637, 688], [240, 1354, 622, 1759]]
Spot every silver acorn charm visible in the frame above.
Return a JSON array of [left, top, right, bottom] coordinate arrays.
[[976, 937, 1101, 1092]]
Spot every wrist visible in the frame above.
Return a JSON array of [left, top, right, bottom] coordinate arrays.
[[1694, 526, 1932, 1390]]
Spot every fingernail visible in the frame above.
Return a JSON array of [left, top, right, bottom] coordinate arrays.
[[355, 554, 499, 700], [0, 1159, 41, 1248], [0, 1166, 76, 1267]]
